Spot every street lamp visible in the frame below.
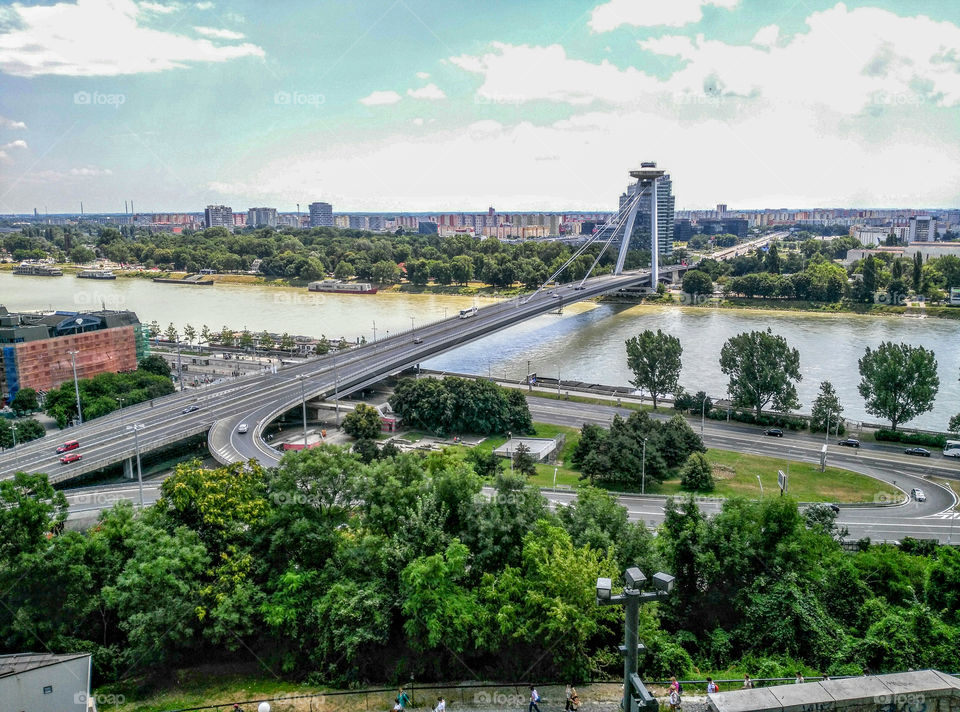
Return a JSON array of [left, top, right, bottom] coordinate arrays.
[[641, 438, 647, 495], [756, 474, 764, 497], [556, 363, 561, 396], [596, 568, 675, 712], [298, 374, 308, 447], [126, 423, 145, 510], [67, 350, 83, 425], [333, 350, 340, 427]]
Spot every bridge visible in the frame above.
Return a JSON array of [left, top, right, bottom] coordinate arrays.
[[0, 269, 666, 483]]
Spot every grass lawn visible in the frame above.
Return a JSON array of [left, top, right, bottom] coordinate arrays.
[[653, 448, 898, 503], [525, 389, 653, 412]]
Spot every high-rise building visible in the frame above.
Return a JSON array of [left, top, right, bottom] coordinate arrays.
[[909, 215, 936, 243], [308, 201, 334, 227], [619, 164, 675, 258], [247, 207, 278, 228], [204, 205, 233, 229]]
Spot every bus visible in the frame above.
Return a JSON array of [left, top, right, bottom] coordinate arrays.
[[458, 306, 478, 319], [944, 440, 960, 458]]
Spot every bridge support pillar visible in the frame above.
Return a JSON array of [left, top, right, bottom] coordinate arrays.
[[122, 457, 134, 480]]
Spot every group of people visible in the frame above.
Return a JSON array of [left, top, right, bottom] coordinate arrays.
[[668, 674, 763, 709]]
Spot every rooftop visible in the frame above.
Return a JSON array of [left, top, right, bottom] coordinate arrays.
[[0, 652, 90, 679]]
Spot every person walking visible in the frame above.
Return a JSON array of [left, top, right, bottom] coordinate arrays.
[[569, 686, 579, 711], [396, 688, 410, 711], [795, 672, 805, 684], [743, 674, 754, 689], [529, 686, 542, 712], [706, 678, 719, 694], [565, 684, 573, 712], [434, 696, 445, 712]]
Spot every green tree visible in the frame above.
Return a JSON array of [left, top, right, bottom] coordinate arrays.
[[720, 329, 802, 418], [681, 269, 713, 299], [950, 413, 960, 435], [200, 324, 212, 348], [239, 330, 254, 350], [810, 381, 843, 433], [333, 260, 353, 280], [858, 342, 939, 431], [10, 387, 39, 414], [279, 332, 296, 353], [69, 245, 96, 263], [912, 252, 923, 293], [764, 243, 781, 274], [450, 254, 474, 284], [511, 442, 537, 477], [342, 403, 383, 440], [164, 322, 179, 343], [0, 472, 67, 565], [625, 329, 683, 409], [370, 260, 401, 285], [680, 452, 714, 492], [138, 354, 171, 378], [183, 323, 197, 350]]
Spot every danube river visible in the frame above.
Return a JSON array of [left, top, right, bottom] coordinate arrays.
[[2, 272, 958, 430]]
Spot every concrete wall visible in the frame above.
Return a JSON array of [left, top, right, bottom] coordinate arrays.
[[1, 655, 92, 712]]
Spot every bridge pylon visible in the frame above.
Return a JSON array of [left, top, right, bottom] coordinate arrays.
[[614, 162, 666, 286]]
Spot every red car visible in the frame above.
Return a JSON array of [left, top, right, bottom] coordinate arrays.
[[59, 452, 82, 464], [56, 440, 80, 454]]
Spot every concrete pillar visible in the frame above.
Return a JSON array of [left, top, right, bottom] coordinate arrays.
[[650, 178, 659, 287], [123, 457, 134, 480]]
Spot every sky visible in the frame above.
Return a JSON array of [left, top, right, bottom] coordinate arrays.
[[1, 0, 959, 213]]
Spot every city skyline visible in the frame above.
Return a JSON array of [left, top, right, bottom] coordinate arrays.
[[1, 0, 960, 213]]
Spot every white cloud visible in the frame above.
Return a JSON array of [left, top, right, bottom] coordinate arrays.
[[0, 0, 264, 77], [406, 82, 446, 100], [0, 138, 27, 164], [416, 71, 430, 79], [0, 115, 27, 129], [359, 90, 402, 106], [194, 25, 244, 40], [69, 166, 113, 176], [195, 1, 214, 9], [20, 166, 113, 181], [589, 0, 740, 32], [139, 1, 179, 14], [449, 42, 658, 105], [412, 117, 424, 125], [751, 24, 779, 47]]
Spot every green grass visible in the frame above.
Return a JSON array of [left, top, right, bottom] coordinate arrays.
[[651, 448, 898, 503], [525, 389, 654, 411]]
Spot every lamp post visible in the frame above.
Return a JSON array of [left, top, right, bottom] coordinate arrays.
[[596, 569, 675, 712], [701, 397, 707, 436], [67, 350, 83, 425], [333, 351, 340, 427], [175, 336, 184, 391], [824, 409, 831, 445], [298, 374, 308, 447], [641, 438, 647, 495], [126, 423, 145, 510], [756, 474, 764, 497], [556, 363, 561, 396]]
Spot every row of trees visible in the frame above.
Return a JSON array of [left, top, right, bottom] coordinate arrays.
[[389, 376, 533, 437], [3, 448, 960, 691], [626, 328, 944, 431]]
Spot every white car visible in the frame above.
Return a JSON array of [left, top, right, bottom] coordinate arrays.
[[911, 488, 926, 502], [237, 423, 249, 434]]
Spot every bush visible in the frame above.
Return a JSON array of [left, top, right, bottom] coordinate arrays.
[[342, 403, 383, 440], [874, 429, 946, 447], [680, 452, 715, 492], [707, 408, 808, 430]]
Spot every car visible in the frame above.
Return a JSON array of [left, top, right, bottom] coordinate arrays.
[[837, 438, 861, 448], [573, 286, 586, 291], [911, 488, 927, 502], [828, 503, 841, 514], [59, 452, 82, 464], [763, 428, 784, 437], [237, 423, 248, 434], [412, 337, 423, 344], [904, 447, 931, 457], [182, 404, 201, 414], [56, 440, 80, 454]]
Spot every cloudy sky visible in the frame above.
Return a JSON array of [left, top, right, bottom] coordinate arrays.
[[1, 0, 959, 213]]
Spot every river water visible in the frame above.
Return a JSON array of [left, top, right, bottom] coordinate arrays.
[[2, 272, 958, 430]]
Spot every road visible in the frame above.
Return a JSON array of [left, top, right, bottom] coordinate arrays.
[[60, 394, 959, 543], [1, 269, 657, 484]]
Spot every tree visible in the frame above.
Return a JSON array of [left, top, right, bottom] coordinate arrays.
[[138, 354, 171, 378], [0, 472, 67, 564], [342, 403, 382, 440], [450, 255, 474, 284], [912, 252, 923, 293], [511, 442, 537, 477], [314, 337, 331, 355], [764, 243, 781, 274], [182, 324, 197, 350], [682, 269, 713, 299], [370, 260, 401, 285], [950, 413, 960, 435], [680, 452, 714, 492], [279, 332, 296, 353], [69, 245, 96, 263], [858, 342, 939, 431], [164, 322, 179, 343], [810, 381, 843, 433], [333, 260, 353, 280], [720, 329, 802, 418], [200, 324, 212, 348], [239, 330, 254, 350], [860, 256, 879, 302], [625, 329, 683, 409], [10, 387, 39, 414]]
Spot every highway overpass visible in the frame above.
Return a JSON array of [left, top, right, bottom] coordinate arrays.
[[0, 269, 662, 483]]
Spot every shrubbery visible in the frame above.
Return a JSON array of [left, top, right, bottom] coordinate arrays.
[[874, 429, 946, 447]]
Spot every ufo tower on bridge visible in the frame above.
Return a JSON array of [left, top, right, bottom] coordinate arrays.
[[614, 162, 672, 285]]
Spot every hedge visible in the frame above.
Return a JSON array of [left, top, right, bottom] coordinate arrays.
[[874, 429, 946, 447]]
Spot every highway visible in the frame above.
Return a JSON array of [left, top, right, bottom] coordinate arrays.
[[0, 269, 659, 483], [57, 394, 959, 543]]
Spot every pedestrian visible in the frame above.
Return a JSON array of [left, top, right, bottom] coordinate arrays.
[[795, 672, 805, 684], [434, 696, 445, 712], [706, 678, 719, 694], [569, 686, 579, 711], [396, 688, 410, 711], [669, 687, 681, 711], [670, 677, 683, 698], [743, 674, 754, 689], [529, 686, 542, 712], [565, 684, 573, 712]]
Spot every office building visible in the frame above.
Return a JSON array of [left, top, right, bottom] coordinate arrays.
[[418, 221, 438, 235], [308, 201, 334, 227], [0, 306, 147, 401], [204, 205, 233, 229], [247, 207, 278, 228], [909, 215, 937, 243]]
